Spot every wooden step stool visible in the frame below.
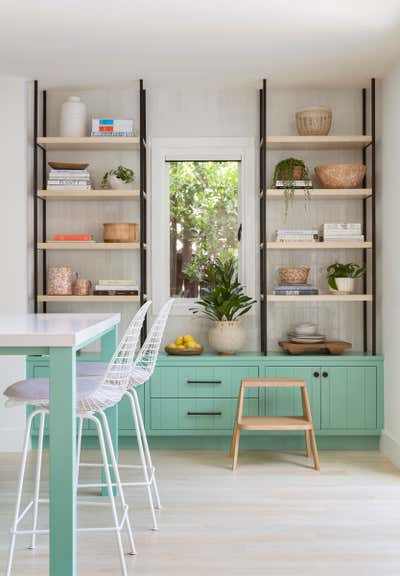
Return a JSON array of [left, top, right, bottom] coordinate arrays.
[[230, 378, 320, 471]]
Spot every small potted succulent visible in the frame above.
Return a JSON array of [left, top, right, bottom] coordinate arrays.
[[327, 262, 366, 294], [273, 157, 311, 217], [102, 165, 135, 190], [191, 256, 256, 355]]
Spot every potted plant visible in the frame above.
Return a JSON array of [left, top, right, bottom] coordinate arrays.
[[191, 256, 256, 355], [272, 157, 311, 218], [102, 165, 135, 190], [327, 262, 366, 294]]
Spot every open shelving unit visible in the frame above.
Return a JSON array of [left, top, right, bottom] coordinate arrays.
[[33, 80, 148, 339], [259, 78, 376, 355]]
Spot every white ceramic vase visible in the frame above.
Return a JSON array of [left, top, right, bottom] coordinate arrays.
[[60, 96, 87, 137], [208, 321, 245, 355], [108, 174, 133, 190], [332, 277, 354, 294]]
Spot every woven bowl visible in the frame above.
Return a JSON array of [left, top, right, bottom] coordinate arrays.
[[296, 107, 332, 136], [279, 267, 310, 285], [315, 164, 366, 189]]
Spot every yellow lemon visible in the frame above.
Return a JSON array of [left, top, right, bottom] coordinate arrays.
[[193, 342, 202, 349], [175, 336, 184, 345], [183, 334, 195, 343], [176, 344, 186, 349], [168, 343, 176, 348]]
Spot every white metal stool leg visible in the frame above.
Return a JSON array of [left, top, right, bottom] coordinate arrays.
[[127, 391, 158, 530], [98, 410, 137, 554], [6, 409, 42, 576], [76, 416, 83, 485], [87, 414, 130, 576], [29, 411, 45, 550], [131, 388, 161, 510]]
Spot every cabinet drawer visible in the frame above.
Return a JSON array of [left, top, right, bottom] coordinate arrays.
[[150, 366, 259, 398], [151, 398, 259, 430]]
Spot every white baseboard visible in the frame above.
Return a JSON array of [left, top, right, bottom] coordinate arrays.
[[380, 431, 400, 469]]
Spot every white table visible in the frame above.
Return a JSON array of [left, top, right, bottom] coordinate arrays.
[[0, 313, 120, 576]]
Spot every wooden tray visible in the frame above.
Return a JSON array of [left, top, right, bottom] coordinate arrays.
[[49, 161, 89, 170], [165, 345, 203, 356], [279, 340, 352, 355]]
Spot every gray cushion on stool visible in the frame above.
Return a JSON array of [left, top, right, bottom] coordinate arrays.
[[4, 377, 100, 401]]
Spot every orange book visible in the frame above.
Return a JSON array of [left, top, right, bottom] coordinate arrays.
[[53, 234, 92, 241]]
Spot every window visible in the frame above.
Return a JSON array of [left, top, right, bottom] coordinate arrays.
[[168, 161, 240, 298]]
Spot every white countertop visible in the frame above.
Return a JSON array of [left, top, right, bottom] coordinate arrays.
[[0, 313, 120, 347]]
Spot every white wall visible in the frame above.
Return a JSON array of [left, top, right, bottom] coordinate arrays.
[[380, 63, 400, 466], [0, 77, 30, 451]]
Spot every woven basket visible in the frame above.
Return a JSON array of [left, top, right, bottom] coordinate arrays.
[[103, 222, 138, 243], [279, 267, 310, 285], [296, 107, 332, 136]]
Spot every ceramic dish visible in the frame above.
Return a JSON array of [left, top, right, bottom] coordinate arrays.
[[289, 336, 326, 344], [294, 323, 318, 335]]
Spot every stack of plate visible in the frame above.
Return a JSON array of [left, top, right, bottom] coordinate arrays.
[[288, 323, 326, 344]]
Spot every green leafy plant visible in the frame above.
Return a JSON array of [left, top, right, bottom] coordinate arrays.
[[326, 262, 366, 291], [272, 157, 311, 218], [190, 256, 256, 321], [101, 165, 135, 188]]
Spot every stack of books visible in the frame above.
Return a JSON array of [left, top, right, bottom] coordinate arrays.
[[275, 229, 319, 242], [321, 223, 364, 242], [49, 234, 95, 243], [273, 284, 319, 296], [274, 179, 312, 188], [94, 279, 139, 296], [91, 118, 134, 137], [47, 169, 92, 190]]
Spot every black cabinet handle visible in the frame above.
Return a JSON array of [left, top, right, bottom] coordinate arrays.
[[313, 371, 320, 378], [187, 411, 222, 416], [322, 371, 329, 378], [187, 380, 222, 385], [238, 223, 242, 242]]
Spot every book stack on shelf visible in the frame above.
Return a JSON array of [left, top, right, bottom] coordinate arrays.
[[272, 283, 319, 296], [274, 179, 312, 189], [275, 229, 319, 242], [321, 223, 364, 243], [94, 279, 139, 296], [91, 118, 134, 137], [48, 234, 95, 243], [47, 168, 92, 190]]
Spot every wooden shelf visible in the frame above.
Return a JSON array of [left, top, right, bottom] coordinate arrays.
[[37, 242, 139, 250], [266, 135, 371, 150], [267, 242, 372, 250], [38, 295, 140, 303], [36, 136, 140, 150], [267, 188, 372, 199], [37, 189, 140, 200], [267, 294, 373, 302]]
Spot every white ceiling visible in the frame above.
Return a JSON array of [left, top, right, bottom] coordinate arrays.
[[1, 0, 400, 88]]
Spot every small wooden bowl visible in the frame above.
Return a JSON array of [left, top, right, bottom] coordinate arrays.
[[49, 162, 89, 170], [165, 345, 203, 356]]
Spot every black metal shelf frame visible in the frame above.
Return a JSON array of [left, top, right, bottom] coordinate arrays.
[[33, 79, 148, 341], [259, 78, 376, 355]]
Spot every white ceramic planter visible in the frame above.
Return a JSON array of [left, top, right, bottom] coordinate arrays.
[[108, 174, 134, 190], [332, 277, 354, 294], [60, 96, 87, 137], [208, 321, 245, 355]]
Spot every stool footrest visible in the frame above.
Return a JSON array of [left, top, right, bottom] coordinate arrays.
[[238, 416, 312, 431]]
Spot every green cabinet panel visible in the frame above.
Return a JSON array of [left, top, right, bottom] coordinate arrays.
[[320, 366, 377, 430], [261, 366, 320, 429], [150, 366, 259, 398], [150, 397, 258, 431]]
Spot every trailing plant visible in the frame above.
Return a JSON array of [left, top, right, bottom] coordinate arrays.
[[272, 157, 311, 218], [190, 256, 256, 321], [101, 165, 135, 188], [326, 262, 366, 291]]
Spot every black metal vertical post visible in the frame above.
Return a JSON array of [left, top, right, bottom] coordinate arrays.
[[33, 81, 38, 313], [140, 79, 147, 343], [362, 88, 367, 352], [259, 79, 267, 354], [42, 90, 47, 312], [371, 78, 376, 354]]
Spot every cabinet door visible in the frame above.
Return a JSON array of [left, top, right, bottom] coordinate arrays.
[[320, 366, 377, 430], [118, 387, 145, 430], [261, 366, 320, 429]]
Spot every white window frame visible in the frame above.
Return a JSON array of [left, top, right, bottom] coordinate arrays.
[[150, 137, 257, 316]]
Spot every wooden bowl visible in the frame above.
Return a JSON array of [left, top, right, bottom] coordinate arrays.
[[49, 162, 89, 170], [103, 222, 138, 243], [165, 345, 203, 356], [315, 164, 366, 189], [279, 267, 310, 285]]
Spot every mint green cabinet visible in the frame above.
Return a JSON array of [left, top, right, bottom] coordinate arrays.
[[320, 366, 378, 430]]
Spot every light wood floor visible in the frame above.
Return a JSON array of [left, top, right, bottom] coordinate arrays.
[[1, 449, 400, 575]]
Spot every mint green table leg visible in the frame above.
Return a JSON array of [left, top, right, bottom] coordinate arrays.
[[49, 347, 77, 576], [100, 326, 118, 496]]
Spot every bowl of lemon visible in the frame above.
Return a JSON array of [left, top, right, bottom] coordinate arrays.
[[165, 335, 203, 355]]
